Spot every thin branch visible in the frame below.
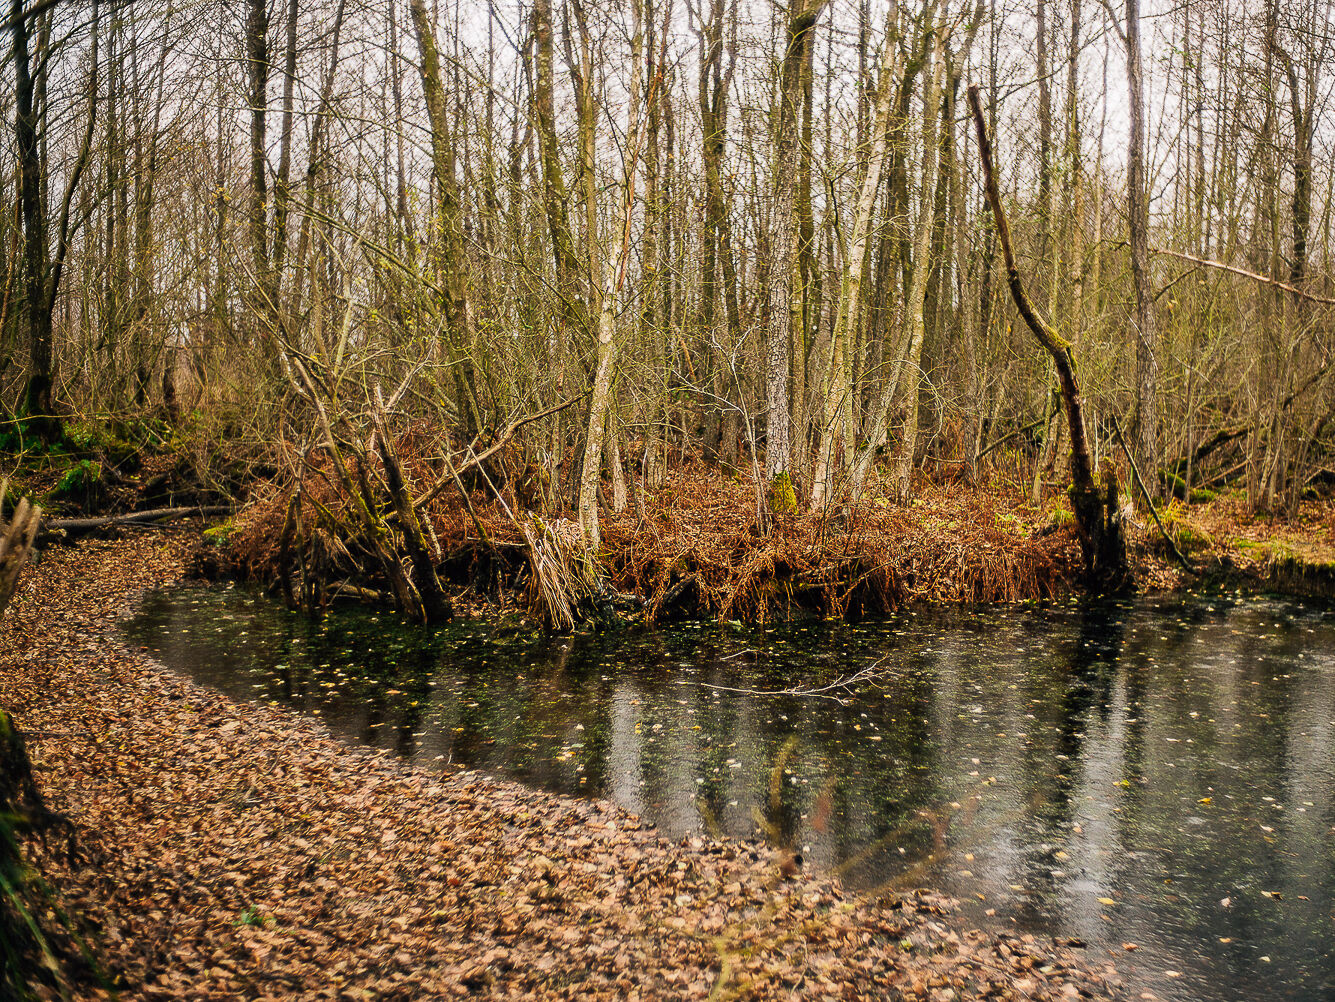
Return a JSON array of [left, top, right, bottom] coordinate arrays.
[[412, 394, 586, 511], [1152, 247, 1335, 306], [699, 658, 888, 706]]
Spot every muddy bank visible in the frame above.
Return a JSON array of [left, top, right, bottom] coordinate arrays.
[[220, 464, 1335, 627], [0, 535, 1125, 1000]]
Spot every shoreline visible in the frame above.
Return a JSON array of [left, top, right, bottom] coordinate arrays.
[[1, 533, 1125, 999], [215, 472, 1335, 628]]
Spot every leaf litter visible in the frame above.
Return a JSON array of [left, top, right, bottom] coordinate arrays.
[[1, 533, 1125, 1000]]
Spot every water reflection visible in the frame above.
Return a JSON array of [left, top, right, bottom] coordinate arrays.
[[123, 591, 1335, 1002]]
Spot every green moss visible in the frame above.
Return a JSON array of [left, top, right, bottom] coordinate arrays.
[[1172, 525, 1211, 554], [203, 519, 238, 547], [1268, 542, 1297, 562], [767, 471, 798, 515], [49, 459, 100, 499], [62, 421, 99, 451]]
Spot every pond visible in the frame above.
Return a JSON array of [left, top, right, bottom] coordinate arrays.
[[122, 588, 1335, 1002]]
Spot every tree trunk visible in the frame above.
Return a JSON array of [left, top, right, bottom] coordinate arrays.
[[764, 1, 828, 495], [969, 85, 1129, 593], [889, 37, 945, 502], [811, 2, 901, 506], [1125, 0, 1159, 494]]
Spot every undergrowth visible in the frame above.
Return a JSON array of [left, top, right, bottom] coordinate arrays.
[[224, 437, 1083, 626]]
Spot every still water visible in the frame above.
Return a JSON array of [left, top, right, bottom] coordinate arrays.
[[122, 589, 1335, 1002]]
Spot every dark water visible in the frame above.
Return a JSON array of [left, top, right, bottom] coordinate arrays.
[[122, 589, 1335, 1002]]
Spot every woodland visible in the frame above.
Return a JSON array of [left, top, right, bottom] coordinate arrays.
[[0, 0, 1332, 620], [2, 0, 1335, 996]]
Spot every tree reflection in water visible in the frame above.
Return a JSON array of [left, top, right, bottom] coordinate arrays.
[[126, 590, 1335, 1002]]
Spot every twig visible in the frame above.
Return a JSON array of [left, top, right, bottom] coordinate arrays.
[[412, 394, 585, 511], [698, 658, 887, 705], [1110, 416, 1197, 575]]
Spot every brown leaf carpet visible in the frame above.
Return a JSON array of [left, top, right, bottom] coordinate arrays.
[[0, 535, 1124, 1000]]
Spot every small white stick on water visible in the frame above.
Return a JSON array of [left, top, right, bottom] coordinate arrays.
[[698, 657, 888, 705]]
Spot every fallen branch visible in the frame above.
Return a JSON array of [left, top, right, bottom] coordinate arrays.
[[42, 505, 232, 536], [699, 658, 888, 706], [975, 413, 1048, 461], [1111, 417, 1196, 575], [413, 395, 584, 511], [1169, 425, 1249, 475], [648, 573, 698, 620]]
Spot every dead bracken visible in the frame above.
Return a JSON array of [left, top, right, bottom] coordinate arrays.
[[225, 457, 1086, 629]]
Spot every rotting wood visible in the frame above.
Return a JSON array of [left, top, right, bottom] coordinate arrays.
[[289, 354, 426, 621], [0, 481, 40, 615], [372, 386, 452, 622]]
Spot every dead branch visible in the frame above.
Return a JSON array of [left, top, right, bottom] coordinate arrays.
[[371, 386, 452, 622], [413, 394, 584, 511], [1152, 246, 1335, 305], [699, 658, 889, 706], [1110, 417, 1196, 575], [42, 505, 232, 537]]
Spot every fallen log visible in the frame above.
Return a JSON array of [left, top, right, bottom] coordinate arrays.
[[42, 505, 233, 538]]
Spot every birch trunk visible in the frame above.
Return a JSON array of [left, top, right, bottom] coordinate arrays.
[[1125, 0, 1159, 492], [765, 1, 827, 494], [889, 40, 945, 502], [810, 3, 901, 506]]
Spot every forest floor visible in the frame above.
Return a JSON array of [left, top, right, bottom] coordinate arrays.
[[0, 533, 1128, 1000], [1160, 489, 1335, 593]]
